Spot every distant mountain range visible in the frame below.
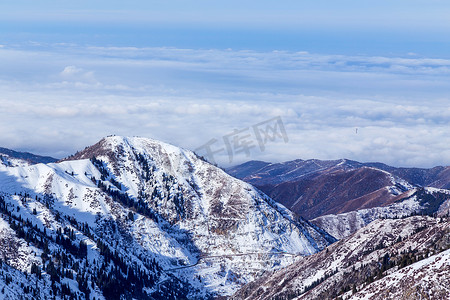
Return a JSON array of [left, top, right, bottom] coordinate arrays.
[[0, 147, 57, 165], [228, 159, 450, 220]]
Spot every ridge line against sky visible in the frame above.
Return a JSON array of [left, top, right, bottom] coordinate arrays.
[[0, 1, 449, 168]]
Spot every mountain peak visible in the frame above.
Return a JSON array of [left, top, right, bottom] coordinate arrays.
[[63, 135, 180, 161], [0, 134, 336, 297]]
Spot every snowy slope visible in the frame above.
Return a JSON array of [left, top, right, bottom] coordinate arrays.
[[0, 262, 59, 300], [312, 187, 450, 239], [0, 152, 31, 168], [347, 248, 450, 300], [0, 214, 106, 300], [0, 136, 335, 298], [231, 216, 450, 300], [0, 147, 57, 165], [66, 136, 335, 295]]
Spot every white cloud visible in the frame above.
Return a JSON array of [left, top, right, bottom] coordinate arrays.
[[0, 45, 449, 168], [61, 65, 83, 76], [60, 65, 97, 84]]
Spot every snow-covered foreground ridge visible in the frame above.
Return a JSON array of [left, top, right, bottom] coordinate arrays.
[[231, 216, 450, 300], [0, 136, 335, 299]]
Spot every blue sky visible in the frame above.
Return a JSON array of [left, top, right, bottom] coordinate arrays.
[[0, 1, 449, 167], [2, 0, 450, 55]]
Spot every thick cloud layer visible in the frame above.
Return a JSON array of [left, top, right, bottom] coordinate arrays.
[[0, 45, 449, 167]]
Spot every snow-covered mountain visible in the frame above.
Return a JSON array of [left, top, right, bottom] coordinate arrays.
[[228, 159, 450, 220], [0, 136, 335, 299], [231, 215, 450, 300], [311, 187, 450, 239], [349, 248, 450, 300]]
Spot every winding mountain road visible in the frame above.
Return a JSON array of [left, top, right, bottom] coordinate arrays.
[[164, 251, 301, 271]]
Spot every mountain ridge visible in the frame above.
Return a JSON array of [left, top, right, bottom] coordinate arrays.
[[0, 146, 58, 165], [0, 135, 336, 299], [1, 138, 448, 299], [231, 215, 450, 300], [228, 159, 450, 220]]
